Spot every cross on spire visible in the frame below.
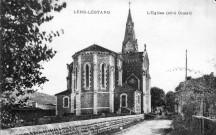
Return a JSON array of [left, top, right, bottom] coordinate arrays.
[[129, 1, 131, 9], [122, 2, 138, 54]]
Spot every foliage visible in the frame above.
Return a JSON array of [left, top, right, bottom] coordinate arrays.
[[171, 115, 193, 135], [171, 101, 215, 135], [165, 91, 175, 112], [150, 87, 165, 111], [172, 73, 216, 134], [201, 74, 216, 117], [0, 0, 66, 129], [0, 106, 22, 128], [171, 101, 200, 135]]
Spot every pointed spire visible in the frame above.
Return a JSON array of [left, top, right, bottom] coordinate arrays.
[[127, 2, 133, 25], [127, 11, 132, 24], [122, 2, 138, 54], [124, 13, 134, 42], [128, 2, 131, 19]]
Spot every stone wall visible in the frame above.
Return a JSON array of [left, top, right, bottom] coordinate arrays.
[[1, 114, 144, 135], [56, 95, 71, 115], [191, 116, 216, 135], [122, 59, 143, 85]]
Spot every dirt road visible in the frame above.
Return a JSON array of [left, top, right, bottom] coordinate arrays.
[[114, 119, 172, 135]]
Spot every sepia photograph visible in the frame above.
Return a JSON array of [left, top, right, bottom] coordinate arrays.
[[1, 0, 216, 134]]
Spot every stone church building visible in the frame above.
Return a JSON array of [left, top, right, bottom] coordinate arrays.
[[55, 8, 151, 115]]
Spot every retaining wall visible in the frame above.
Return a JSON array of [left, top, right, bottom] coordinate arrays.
[[1, 114, 144, 135]]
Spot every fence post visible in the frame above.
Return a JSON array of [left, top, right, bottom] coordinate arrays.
[[202, 117, 204, 135]]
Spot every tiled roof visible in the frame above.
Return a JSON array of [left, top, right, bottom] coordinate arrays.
[[55, 89, 71, 96], [74, 44, 117, 56]]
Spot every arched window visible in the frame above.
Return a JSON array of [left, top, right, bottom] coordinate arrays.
[[120, 93, 127, 108], [101, 63, 106, 88], [63, 96, 69, 108], [75, 67, 78, 90], [74, 96, 76, 109], [83, 63, 91, 90], [138, 94, 141, 104], [85, 64, 90, 88]]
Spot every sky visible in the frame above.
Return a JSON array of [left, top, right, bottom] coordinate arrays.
[[38, 0, 216, 95]]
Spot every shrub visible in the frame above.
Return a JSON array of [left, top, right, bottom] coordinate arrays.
[[171, 115, 192, 135]]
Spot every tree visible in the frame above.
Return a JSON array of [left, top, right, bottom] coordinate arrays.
[[0, 0, 66, 128], [175, 73, 216, 117], [198, 74, 216, 117], [165, 91, 175, 112], [151, 87, 165, 111], [171, 73, 216, 134]]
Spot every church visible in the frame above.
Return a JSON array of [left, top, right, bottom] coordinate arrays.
[[55, 7, 151, 115]]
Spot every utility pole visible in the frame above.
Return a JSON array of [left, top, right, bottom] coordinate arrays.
[[185, 49, 187, 81], [181, 49, 188, 114]]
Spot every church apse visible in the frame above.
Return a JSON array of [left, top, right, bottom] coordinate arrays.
[[55, 4, 151, 116]]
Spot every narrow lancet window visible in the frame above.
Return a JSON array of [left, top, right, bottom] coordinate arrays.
[[63, 97, 69, 108], [101, 63, 106, 88], [85, 64, 90, 88], [75, 67, 78, 89]]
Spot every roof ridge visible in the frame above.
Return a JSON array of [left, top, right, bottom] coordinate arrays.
[[73, 44, 117, 57]]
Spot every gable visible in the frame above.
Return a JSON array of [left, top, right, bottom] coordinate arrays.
[[73, 44, 117, 57], [126, 74, 140, 90]]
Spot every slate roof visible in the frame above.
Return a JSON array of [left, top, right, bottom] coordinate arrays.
[[73, 44, 117, 57], [55, 89, 71, 96]]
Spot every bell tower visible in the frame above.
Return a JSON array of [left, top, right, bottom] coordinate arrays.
[[122, 2, 138, 54]]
